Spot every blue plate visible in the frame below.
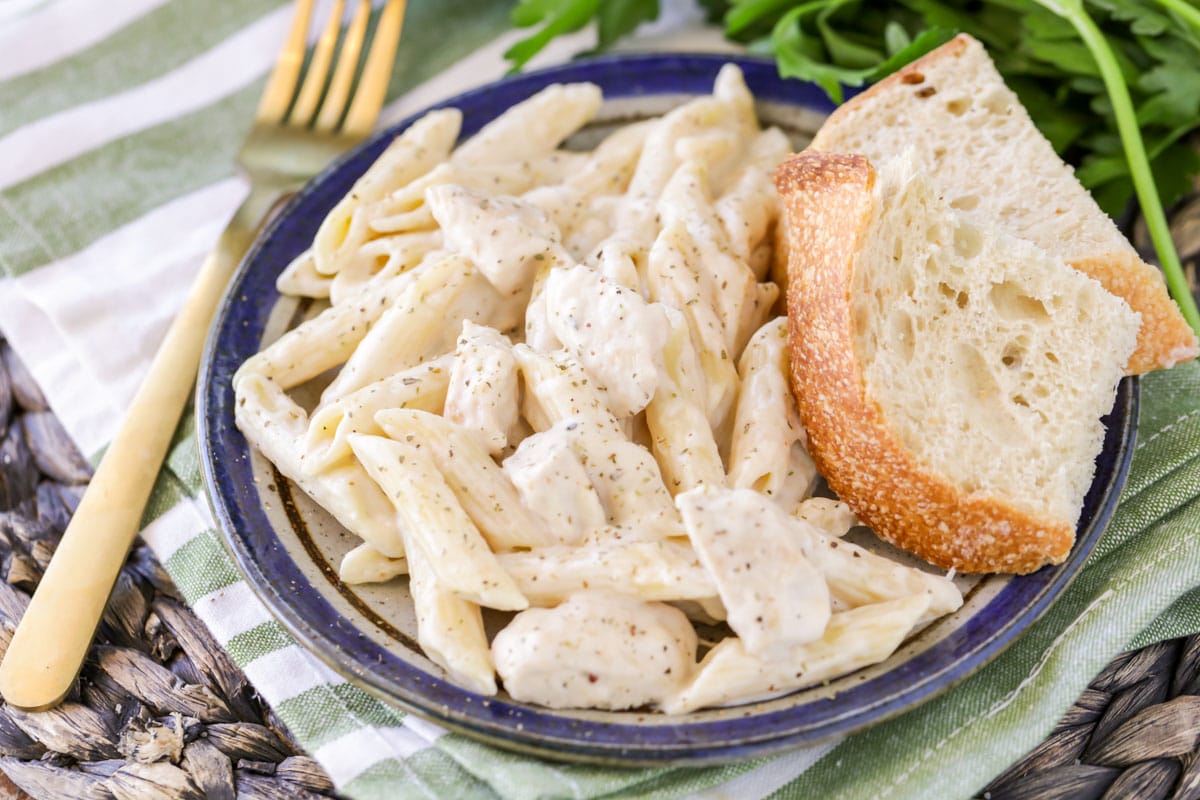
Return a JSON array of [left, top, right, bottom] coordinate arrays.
[[197, 53, 1139, 766]]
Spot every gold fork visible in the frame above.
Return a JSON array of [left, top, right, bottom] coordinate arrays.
[[0, 0, 406, 711]]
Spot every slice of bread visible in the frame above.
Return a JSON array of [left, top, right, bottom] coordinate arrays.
[[809, 33, 1198, 375], [773, 152, 1139, 574]]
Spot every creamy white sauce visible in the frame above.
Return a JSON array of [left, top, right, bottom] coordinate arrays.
[[492, 591, 697, 711]]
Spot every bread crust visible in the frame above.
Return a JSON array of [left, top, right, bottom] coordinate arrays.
[[811, 33, 1198, 375], [774, 152, 1075, 574], [1068, 251, 1199, 372]]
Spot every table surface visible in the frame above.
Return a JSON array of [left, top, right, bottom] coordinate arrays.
[[0, 3, 1198, 796]]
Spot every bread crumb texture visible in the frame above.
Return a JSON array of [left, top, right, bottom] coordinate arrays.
[[810, 33, 1198, 374], [774, 152, 1138, 574]]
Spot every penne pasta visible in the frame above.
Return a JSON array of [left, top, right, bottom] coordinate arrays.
[[374, 408, 556, 550], [365, 162, 532, 235], [276, 248, 332, 299], [234, 254, 430, 391], [406, 537, 497, 695], [797, 519, 963, 624], [234, 373, 407, 558], [727, 317, 817, 508], [734, 281, 780, 360], [520, 259, 560, 353], [232, 66, 967, 715], [645, 220, 739, 429], [339, 542, 408, 585], [319, 253, 523, 405], [522, 120, 652, 250], [715, 127, 791, 268], [657, 160, 761, 358], [645, 316, 724, 494], [453, 83, 603, 167], [793, 497, 858, 538], [327, 229, 443, 306], [513, 345, 624, 435], [348, 433, 528, 610], [314, 108, 462, 275], [713, 63, 759, 141], [305, 355, 452, 474], [663, 595, 930, 713], [496, 539, 716, 606], [615, 94, 738, 249]]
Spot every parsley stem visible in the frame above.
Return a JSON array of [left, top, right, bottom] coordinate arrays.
[[1039, 0, 1200, 337]]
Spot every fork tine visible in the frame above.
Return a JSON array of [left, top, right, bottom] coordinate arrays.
[[340, 0, 406, 136], [289, 0, 346, 125], [256, 0, 315, 123], [314, 0, 372, 133]]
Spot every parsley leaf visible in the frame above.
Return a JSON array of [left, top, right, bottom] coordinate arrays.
[[505, 0, 602, 71], [596, 0, 661, 51]]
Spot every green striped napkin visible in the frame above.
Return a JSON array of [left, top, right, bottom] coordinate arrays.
[[1, 2, 1198, 798]]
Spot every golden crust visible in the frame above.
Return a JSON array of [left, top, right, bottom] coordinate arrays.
[[811, 33, 1198, 375], [1068, 251, 1199, 373], [773, 152, 1074, 574]]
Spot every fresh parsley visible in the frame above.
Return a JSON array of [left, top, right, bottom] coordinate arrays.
[[506, 0, 1200, 337]]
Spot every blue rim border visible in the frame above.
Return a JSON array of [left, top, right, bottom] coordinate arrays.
[[197, 52, 1140, 766]]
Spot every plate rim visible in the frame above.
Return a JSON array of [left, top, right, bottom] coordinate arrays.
[[197, 51, 1141, 766]]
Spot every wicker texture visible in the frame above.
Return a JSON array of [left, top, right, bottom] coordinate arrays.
[[0, 338, 339, 799], [983, 639, 1200, 799]]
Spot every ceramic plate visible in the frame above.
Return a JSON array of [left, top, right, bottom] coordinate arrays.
[[198, 53, 1139, 766]]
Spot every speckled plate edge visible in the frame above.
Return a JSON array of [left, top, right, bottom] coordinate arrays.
[[197, 52, 1141, 766]]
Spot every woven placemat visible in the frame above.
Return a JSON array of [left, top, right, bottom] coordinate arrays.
[[0, 339, 339, 798], [0, 199, 1197, 800]]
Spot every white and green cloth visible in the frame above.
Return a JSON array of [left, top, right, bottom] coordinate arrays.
[[2, 2, 1198, 798]]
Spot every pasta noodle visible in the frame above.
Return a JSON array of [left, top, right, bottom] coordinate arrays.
[[233, 65, 963, 713]]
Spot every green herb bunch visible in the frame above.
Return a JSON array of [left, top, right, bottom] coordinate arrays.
[[507, 0, 1200, 335]]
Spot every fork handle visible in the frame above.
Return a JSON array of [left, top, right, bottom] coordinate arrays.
[[0, 223, 254, 710]]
